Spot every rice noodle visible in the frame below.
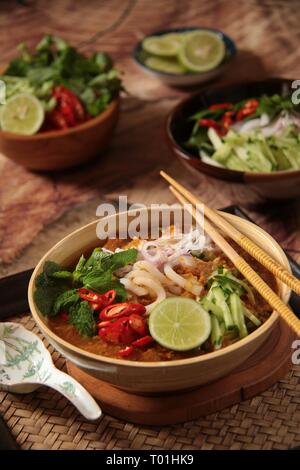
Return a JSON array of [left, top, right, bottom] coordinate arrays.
[[164, 263, 202, 296], [120, 278, 148, 296], [131, 275, 166, 313], [133, 260, 171, 285]]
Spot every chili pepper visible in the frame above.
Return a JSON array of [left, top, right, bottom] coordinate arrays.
[[243, 99, 259, 109], [99, 316, 138, 344], [118, 346, 134, 358], [51, 85, 86, 129], [132, 336, 154, 348], [199, 118, 225, 136], [78, 288, 104, 304], [97, 321, 111, 329], [78, 288, 116, 311], [90, 289, 116, 311], [236, 99, 259, 121], [221, 111, 235, 131], [236, 107, 256, 121], [60, 99, 77, 126], [208, 102, 233, 110], [128, 314, 148, 337], [198, 118, 221, 130], [47, 110, 69, 130], [103, 290, 117, 306], [60, 311, 69, 322], [99, 302, 146, 321]]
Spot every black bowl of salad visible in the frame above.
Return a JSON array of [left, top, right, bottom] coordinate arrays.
[[166, 78, 300, 199], [0, 35, 122, 171]]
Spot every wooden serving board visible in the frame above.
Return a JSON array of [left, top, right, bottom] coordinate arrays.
[[67, 320, 294, 425]]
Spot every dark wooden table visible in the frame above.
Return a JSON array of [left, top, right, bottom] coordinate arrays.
[[0, 0, 300, 276]]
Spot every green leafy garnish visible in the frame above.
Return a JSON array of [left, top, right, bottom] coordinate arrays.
[[1, 34, 122, 116], [81, 248, 138, 301], [53, 289, 80, 315], [68, 301, 96, 337], [34, 261, 71, 316], [34, 247, 138, 318], [82, 268, 127, 301]]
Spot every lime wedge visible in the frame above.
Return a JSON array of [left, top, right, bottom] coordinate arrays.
[[0, 93, 44, 135], [178, 31, 225, 72], [142, 35, 180, 57], [149, 297, 211, 351], [163, 32, 184, 48], [145, 56, 186, 74]]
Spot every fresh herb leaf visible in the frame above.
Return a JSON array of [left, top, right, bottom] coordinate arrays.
[[50, 270, 73, 280], [53, 289, 80, 315], [68, 301, 96, 337], [3, 34, 122, 117], [34, 261, 70, 316], [82, 268, 127, 301], [83, 247, 138, 274], [72, 254, 86, 283], [103, 248, 138, 271]]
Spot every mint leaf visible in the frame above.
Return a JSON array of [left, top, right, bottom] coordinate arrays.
[[82, 268, 127, 302], [50, 270, 73, 280], [53, 289, 80, 315], [68, 301, 96, 337], [34, 261, 70, 316]]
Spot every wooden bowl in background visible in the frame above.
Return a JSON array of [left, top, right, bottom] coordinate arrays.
[[0, 97, 120, 171], [28, 207, 291, 394], [166, 78, 300, 199]]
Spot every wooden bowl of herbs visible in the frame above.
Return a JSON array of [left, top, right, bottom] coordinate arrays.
[[0, 35, 121, 171]]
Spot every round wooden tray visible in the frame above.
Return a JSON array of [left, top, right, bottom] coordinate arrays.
[[67, 320, 293, 425]]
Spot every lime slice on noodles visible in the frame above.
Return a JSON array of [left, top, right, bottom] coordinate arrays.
[[0, 93, 44, 135], [145, 56, 186, 74], [178, 31, 225, 72], [142, 35, 180, 56], [149, 297, 211, 351]]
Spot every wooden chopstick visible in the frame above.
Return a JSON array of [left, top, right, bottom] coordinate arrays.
[[161, 170, 300, 297], [169, 185, 300, 337]]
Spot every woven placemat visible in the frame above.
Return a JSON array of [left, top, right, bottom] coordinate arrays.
[[1, 314, 300, 450]]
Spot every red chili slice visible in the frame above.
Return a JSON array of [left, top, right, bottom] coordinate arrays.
[[99, 302, 146, 321], [78, 288, 116, 311], [103, 290, 117, 306], [47, 110, 69, 130], [51, 85, 86, 128], [60, 99, 77, 126], [78, 288, 103, 304], [118, 346, 134, 358], [243, 99, 259, 109], [97, 321, 111, 329], [98, 316, 137, 344], [132, 336, 154, 348], [128, 314, 148, 336]]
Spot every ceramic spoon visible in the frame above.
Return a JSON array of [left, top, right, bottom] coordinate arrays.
[[0, 322, 101, 420]]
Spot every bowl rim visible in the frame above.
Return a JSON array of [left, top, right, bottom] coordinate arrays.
[[0, 96, 120, 141], [132, 26, 236, 77], [165, 77, 300, 179], [28, 208, 290, 369]]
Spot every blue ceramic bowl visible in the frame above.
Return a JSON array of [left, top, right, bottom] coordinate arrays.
[[133, 27, 236, 87]]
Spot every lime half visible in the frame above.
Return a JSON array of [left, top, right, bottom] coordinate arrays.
[[142, 35, 180, 57], [149, 297, 211, 351], [0, 93, 44, 135], [145, 56, 186, 74], [178, 31, 225, 72]]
